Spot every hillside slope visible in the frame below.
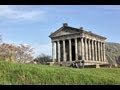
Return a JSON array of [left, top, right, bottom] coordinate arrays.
[[0, 61, 120, 85], [105, 42, 120, 66]]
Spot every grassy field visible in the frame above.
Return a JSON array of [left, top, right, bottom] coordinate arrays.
[[0, 61, 120, 85]]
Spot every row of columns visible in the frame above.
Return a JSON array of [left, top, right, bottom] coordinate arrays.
[[52, 37, 106, 63]]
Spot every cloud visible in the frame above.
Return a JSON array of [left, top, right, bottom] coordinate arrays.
[[0, 5, 45, 22]]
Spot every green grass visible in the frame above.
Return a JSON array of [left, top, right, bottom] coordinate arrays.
[[0, 61, 120, 85]]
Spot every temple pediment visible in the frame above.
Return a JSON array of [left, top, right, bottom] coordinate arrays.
[[49, 23, 106, 39], [49, 26, 80, 38]]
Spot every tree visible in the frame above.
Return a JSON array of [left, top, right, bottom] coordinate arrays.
[[0, 43, 16, 62], [0, 43, 34, 63], [16, 44, 34, 63], [34, 54, 52, 64]]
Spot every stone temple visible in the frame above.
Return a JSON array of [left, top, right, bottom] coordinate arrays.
[[49, 23, 108, 67]]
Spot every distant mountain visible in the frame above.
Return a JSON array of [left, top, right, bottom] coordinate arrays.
[[105, 42, 120, 66]]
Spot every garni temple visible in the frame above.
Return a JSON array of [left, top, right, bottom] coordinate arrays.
[[49, 23, 108, 67]]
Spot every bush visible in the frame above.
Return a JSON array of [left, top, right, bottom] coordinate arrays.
[[34, 54, 52, 64]]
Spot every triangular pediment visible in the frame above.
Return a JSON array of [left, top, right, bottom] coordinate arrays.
[[50, 26, 80, 38]]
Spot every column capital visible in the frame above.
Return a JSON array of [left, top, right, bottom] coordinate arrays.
[[91, 39, 94, 42], [84, 38, 87, 42], [88, 38, 92, 40], [81, 36, 84, 39], [98, 41, 101, 44], [103, 42, 105, 44], [57, 40, 60, 45], [93, 39, 97, 42], [99, 41, 104, 43], [68, 38, 71, 40], [84, 37, 88, 40], [97, 40, 101, 42], [74, 38, 78, 40], [62, 39, 65, 41], [52, 40, 55, 43], [85, 37, 90, 39]]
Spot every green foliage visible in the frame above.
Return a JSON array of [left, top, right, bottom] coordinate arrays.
[[1, 61, 120, 85], [34, 54, 52, 64]]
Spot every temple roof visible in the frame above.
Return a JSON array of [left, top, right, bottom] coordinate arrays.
[[49, 23, 107, 40]]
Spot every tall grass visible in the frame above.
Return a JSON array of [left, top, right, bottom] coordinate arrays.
[[0, 61, 120, 85]]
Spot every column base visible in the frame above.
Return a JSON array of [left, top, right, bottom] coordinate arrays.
[[49, 61, 109, 68], [96, 64, 100, 68], [114, 64, 118, 67]]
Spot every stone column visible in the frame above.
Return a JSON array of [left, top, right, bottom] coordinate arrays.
[[78, 39, 81, 57], [57, 41, 60, 63], [100, 42, 103, 61], [88, 39, 91, 60], [81, 37, 84, 60], [102, 42, 104, 61], [91, 40, 94, 61], [52, 41, 55, 62], [96, 41, 98, 61], [103, 42, 105, 62], [98, 41, 100, 61], [69, 39, 72, 62], [94, 41, 97, 61], [99, 42, 101, 61], [85, 38, 88, 61], [63, 40, 66, 62], [56, 42, 58, 61], [75, 38, 78, 61]]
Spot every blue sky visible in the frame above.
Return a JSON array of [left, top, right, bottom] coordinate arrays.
[[0, 5, 120, 57]]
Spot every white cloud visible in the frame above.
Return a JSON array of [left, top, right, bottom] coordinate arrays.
[[0, 5, 45, 22]]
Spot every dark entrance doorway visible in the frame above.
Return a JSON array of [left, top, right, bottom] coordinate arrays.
[[72, 45, 75, 61]]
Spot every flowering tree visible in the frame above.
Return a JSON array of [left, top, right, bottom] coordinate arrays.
[[0, 43, 34, 63]]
